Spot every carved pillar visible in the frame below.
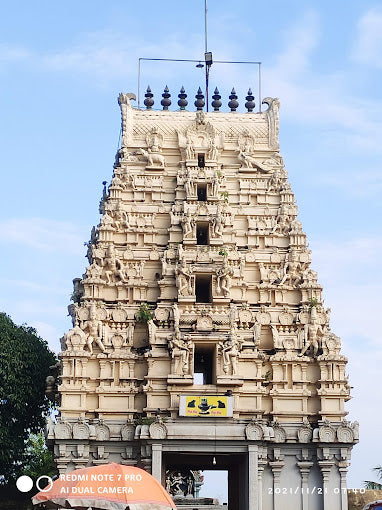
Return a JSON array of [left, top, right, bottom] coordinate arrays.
[[248, 444, 259, 510], [269, 459, 284, 510], [297, 461, 313, 510], [318, 461, 333, 510], [338, 463, 349, 510], [257, 459, 267, 510], [151, 443, 162, 483]]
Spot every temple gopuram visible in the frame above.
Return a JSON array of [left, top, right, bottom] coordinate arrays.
[[48, 86, 358, 510]]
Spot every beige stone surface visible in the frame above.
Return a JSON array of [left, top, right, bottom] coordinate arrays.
[[51, 93, 358, 509], [58, 95, 352, 425]]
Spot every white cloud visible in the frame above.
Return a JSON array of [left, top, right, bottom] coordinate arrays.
[[0, 217, 85, 255], [317, 168, 382, 198], [273, 9, 320, 78], [309, 235, 382, 485], [352, 7, 382, 68], [0, 43, 30, 64], [41, 28, 202, 83], [30, 320, 62, 352]]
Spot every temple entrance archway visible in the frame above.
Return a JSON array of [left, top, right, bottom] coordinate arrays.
[[163, 452, 248, 510]]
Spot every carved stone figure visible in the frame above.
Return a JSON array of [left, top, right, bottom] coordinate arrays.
[[210, 169, 220, 197], [219, 337, 240, 375], [182, 210, 195, 238], [253, 319, 262, 348], [208, 139, 219, 161], [184, 172, 195, 197], [104, 244, 125, 284], [217, 259, 233, 297], [299, 307, 324, 357], [176, 260, 193, 296], [169, 335, 192, 375], [280, 249, 303, 287], [139, 148, 165, 167], [83, 304, 106, 354], [185, 137, 195, 160], [211, 205, 224, 238], [172, 302, 180, 334]]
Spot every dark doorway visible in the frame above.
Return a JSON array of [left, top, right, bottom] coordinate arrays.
[[195, 274, 212, 302], [197, 183, 207, 202], [194, 345, 214, 384], [196, 223, 209, 245], [198, 154, 205, 168]]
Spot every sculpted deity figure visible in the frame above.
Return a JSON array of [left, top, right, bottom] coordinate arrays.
[[219, 336, 241, 375], [161, 251, 170, 276], [84, 304, 106, 354], [253, 318, 262, 348], [266, 167, 284, 192], [185, 137, 195, 160], [236, 147, 258, 168], [184, 171, 195, 197], [271, 212, 291, 236], [280, 249, 303, 287], [176, 260, 193, 296], [229, 303, 237, 331], [104, 244, 125, 284], [100, 211, 115, 230], [299, 307, 324, 357], [172, 302, 180, 334], [258, 262, 269, 285], [177, 243, 184, 261], [217, 259, 233, 297], [210, 169, 220, 197], [182, 210, 195, 239], [169, 335, 193, 375], [211, 205, 224, 238], [135, 260, 145, 278], [208, 139, 219, 161]]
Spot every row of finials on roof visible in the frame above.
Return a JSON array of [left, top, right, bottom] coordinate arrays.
[[143, 85, 257, 112]]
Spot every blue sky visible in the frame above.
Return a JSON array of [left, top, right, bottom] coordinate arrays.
[[0, 0, 381, 492]]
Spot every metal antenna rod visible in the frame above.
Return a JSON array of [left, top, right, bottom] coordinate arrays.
[[204, 0, 210, 112], [204, 0, 208, 54]]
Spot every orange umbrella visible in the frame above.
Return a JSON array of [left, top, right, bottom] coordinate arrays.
[[32, 462, 177, 510]]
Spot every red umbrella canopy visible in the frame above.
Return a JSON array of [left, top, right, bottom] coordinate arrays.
[[32, 462, 177, 510]]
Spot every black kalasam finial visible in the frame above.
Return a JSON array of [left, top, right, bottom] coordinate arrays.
[[245, 88, 255, 112], [144, 85, 154, 110], [161, 85, 171, 110], [178, 86, 188, 110], [228, 88, 239, 112], [194, 87, 205, 110], [211, 87, 222, 112]]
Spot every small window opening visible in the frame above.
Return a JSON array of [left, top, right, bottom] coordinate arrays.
[[198, 154, 205, 168], [196, 223, 209, 245], [194, 345, 214, 384], [197, 183, 207, 202], [195, 274, 212, 303]]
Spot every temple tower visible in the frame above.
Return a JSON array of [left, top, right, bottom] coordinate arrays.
[[50, 87, 358, 510]]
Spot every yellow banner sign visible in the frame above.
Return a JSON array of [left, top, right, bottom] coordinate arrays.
[[179, 396, 233, 417]]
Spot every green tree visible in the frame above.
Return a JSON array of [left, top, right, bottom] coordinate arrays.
[[0, 313, 56, 483], [364, 466, 382, 489], [21, 432, 56, 481]]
